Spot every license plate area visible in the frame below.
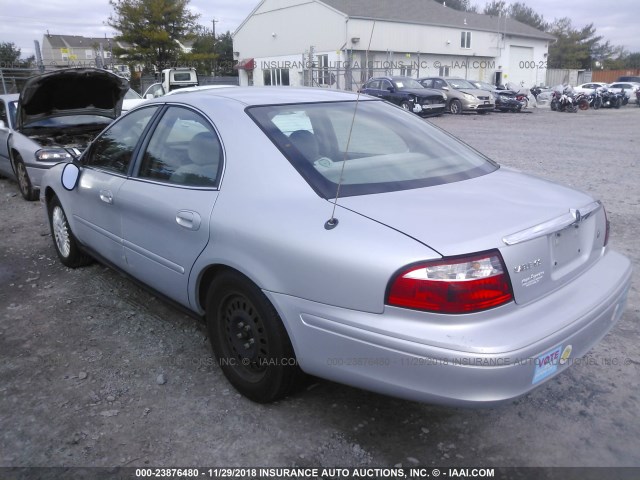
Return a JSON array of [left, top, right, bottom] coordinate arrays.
[[550, 217, 594, 279]]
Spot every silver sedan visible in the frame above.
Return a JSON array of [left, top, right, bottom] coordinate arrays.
[[40, 87, 632, 406]]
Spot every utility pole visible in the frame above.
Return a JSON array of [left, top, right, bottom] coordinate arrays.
[[212, 18, 218, 76]]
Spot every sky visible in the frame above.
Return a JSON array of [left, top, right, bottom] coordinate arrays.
[[1, 0, 639, 60]]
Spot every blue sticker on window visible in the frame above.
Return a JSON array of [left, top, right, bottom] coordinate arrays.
[[532, 345, 562, 384]]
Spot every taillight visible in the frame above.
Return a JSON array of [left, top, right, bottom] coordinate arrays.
[[387, 251, 513, 314]]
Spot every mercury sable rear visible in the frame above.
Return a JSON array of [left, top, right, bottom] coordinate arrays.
[[40, 88, 632, 405]]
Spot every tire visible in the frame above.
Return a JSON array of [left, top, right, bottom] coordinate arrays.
[[613, 97, 621, 109], [550, 100, 558, 111], [449, 99, 463, 115], [578, 99, 589, 110], [47, 196, 93, 268], [206, 271, 304, 403], [400, 101, 411, 111], [593, 97, 602, 110], [622, 96, 628, 106], [13, 154, 38, 201], [520, 97, 529, 109]]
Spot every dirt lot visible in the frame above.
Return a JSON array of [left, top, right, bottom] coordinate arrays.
[[1, 105, 638, 470]]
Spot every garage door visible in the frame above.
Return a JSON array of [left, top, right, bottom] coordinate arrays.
[[508, 46, 535, 88]]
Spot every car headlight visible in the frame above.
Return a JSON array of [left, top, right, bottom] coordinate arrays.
[[36, 148, 73, 162], [463, 93, 475, 100]]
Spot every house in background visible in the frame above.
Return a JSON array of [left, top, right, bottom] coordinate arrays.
[[40, 34, 131, 69], [233, 0, 554, 89]]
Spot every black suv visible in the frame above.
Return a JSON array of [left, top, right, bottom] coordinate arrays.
[[360, 76, 446, 116]]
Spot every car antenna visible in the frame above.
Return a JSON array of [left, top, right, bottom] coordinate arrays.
[[324, 21, 376, 230]]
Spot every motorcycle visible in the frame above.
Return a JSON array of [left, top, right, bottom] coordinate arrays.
[[599, 87, 623, 109], [636, 89, 640, 107], [550, 85, 578, 113]]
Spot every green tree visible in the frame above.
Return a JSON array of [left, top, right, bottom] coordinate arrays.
[[434, 0, 478, 13], [108, 0, 200, 71], [508, 2, 547, 31], [0, 42, 22, 65], [483, 0, 507, 16], [547, 18, 603, 69]]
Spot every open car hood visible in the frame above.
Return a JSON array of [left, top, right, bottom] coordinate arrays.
[[18, 68, 129, 129]]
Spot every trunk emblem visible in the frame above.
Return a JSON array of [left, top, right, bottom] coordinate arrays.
[[513, 259, 542, 273]]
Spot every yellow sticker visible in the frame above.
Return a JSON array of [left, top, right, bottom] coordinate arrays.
[[560, 345, 573, 365]]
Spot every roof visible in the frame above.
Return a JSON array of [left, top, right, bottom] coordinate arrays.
[[43, 34, 132, 50], [319, 0, 555, 41], [149, 86, 366, 107]]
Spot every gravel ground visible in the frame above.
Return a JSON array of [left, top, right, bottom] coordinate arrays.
[[0, 104, 638, 470]]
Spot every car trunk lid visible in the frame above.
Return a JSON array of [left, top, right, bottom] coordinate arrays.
[[337, 168, 607, 305]]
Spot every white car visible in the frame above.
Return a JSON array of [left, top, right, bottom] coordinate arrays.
[[572, 82, 608, 94], [607, 82, 640, 102]]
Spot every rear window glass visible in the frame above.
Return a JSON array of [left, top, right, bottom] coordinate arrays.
[[247, 100, 497, 198]]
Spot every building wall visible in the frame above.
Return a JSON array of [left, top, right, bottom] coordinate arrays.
[[233, 1, 346, 59], [235, 0, 550, 88]]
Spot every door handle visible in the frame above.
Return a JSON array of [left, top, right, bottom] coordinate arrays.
[[99, 190, 113, 204], [176, 210, 201, 231]]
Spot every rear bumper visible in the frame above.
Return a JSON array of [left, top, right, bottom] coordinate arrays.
[[268, 250, 631, 406]]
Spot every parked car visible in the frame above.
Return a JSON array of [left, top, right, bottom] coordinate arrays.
[[616, 75, 640, 83], [121, 88, 146, 113], [469, 81, 523, 112], [572, 82, 608, 95], [0, 93, 19, 179], [3, 68, 128, 200], [41, 87, 631, 406], [419, 76, 494, 114], [607, 82, 640, 103], [360, 76, 446, 116]]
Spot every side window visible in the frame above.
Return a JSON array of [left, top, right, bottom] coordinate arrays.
[[381, 80, 393, 91], [0, 101, 7, 127], [138, 106, 221, 187], [84, 106, 158, 174], [421, 79, 433, 88]]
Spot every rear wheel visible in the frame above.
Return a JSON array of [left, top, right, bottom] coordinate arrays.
[[13, 154, 38, 201], [47, 196, 93, 268], [449, 99, 462, 115], [613, 97, 621, 109], [578, 99, 589, 110], [206, 271, 305, 403]]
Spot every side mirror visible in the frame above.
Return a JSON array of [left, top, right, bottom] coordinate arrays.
[[145, 94, 155, 99], [387, 86, 395, 93], [61, 163, 81, 191], [441, 86, 450, 91]]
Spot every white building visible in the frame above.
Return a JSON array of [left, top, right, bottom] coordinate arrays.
[[233, 0, 554, 89]]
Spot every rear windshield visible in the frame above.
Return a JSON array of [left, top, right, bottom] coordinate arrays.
[[247, 100, 498, 198]]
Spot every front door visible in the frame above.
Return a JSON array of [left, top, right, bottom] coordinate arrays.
[[73, 106, 160, 268]]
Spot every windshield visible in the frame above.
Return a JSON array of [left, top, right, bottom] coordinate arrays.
[[248, 100, 497, 198], [125, 89, 142, 100], [395, 78, 424, 90], [448, 79, 477, 90]]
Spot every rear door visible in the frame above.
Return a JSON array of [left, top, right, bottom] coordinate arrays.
[[117, 105, 222, 308], [0, 99, 14, 177]]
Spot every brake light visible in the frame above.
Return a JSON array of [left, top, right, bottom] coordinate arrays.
[[387, 251, 513, 314]]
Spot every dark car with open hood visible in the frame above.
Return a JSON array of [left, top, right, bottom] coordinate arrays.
[[360, 76, 447, 117], [0, 68, 128, 200]]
